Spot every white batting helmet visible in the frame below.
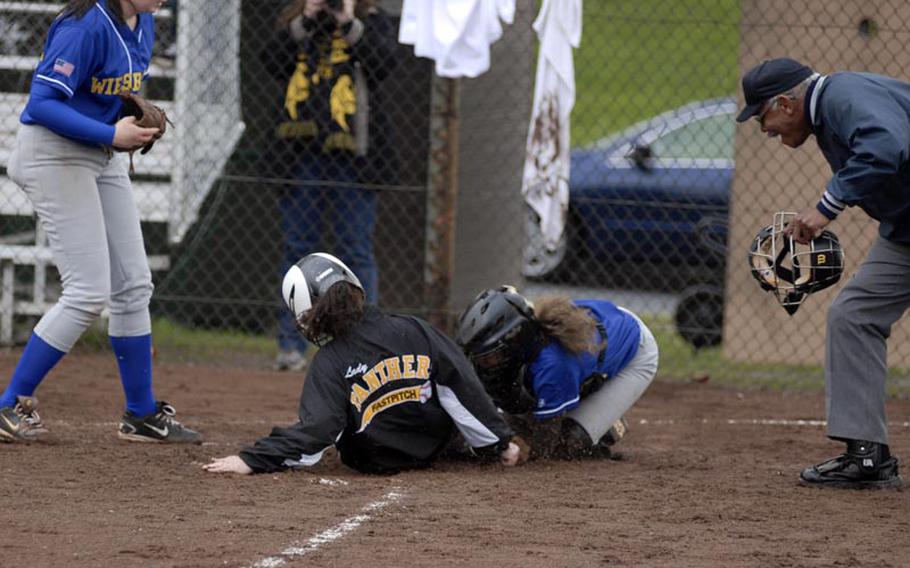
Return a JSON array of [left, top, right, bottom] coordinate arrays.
[[282, 253, 364, 339]]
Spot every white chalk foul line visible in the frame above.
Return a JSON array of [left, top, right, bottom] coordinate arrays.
[[637, 418, 910, 428], [249, 487, 404, 568], [47, 417, 910, 431]]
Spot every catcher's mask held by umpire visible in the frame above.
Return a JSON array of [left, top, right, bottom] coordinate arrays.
[[282, 253, 364, 346], [455, 286, 540, 413], [748, 211, 844, 315]]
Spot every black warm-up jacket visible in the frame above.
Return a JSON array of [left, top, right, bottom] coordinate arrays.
[[240, 306, 514, 474]]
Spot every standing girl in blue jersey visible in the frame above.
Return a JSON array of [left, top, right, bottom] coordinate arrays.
[[456, 287, 659, 459], [0, 0, 200, 444]]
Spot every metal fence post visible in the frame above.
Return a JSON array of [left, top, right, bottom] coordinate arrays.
[[423, 76, 461, 332]]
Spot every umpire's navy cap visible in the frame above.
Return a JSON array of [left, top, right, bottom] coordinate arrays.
[[736, 58, 814, 122]]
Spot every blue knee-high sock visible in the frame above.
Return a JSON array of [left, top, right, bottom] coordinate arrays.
[[0, 333, 66, 408], [110, 334, 157, 417]]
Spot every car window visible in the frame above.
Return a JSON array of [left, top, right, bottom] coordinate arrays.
[[650, 114, 734, 161]]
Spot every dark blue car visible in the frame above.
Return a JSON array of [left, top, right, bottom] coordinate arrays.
[[523, 97, 737, 347]]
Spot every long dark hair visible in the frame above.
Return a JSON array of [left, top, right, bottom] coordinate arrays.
[[63, 0, 125, 23], [301, 282, 365, 344]]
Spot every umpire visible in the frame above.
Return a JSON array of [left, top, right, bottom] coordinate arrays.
[[738, 58, 910, 489]]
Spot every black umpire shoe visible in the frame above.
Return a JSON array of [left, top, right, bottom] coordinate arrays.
[[118, 401, 203, 444], [799, 440, 902, 490]]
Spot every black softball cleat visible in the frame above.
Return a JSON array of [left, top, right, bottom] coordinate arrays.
[[0, 395, 49, 443], [799, 440, 902, 490], [118, 401, 202, 445]]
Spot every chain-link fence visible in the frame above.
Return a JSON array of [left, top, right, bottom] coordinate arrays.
[[1, 1, 909, 382]]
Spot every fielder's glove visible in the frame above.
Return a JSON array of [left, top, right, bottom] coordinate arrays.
[[115, 92, 172, 172]]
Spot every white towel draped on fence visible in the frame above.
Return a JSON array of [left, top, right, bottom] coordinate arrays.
[[521, 0, 582, 250], [398, 0, 515, 78]]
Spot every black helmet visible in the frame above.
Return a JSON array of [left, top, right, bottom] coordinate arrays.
[[748, 213, 844, 315], [282, 253, 364, 344], [455, 286, 540, 412]]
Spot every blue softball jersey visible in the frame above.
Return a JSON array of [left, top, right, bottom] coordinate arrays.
[[529, 300, 641, 420], [21, 0, 155, 127]]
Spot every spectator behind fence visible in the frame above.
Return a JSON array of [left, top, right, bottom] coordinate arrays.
[[263, 0, 397, 372], [0, 0, 200, 445], [203, 253, 523, 475], [455, 287, 659, 460], [737, 57, 909, 489]]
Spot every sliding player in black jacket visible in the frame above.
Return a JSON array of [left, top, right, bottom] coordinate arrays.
[[203, 253, 520, 475]]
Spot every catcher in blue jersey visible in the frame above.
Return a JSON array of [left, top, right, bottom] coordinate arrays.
[[0, 0, 199, 445], [456, 287, 659, 459], [203, 254, 523, 475]]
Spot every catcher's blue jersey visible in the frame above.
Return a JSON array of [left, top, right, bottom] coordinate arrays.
[[528, 300, 641, 420], [21, 0, 154, 126]]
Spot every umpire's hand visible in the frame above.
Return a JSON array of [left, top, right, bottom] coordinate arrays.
[[786, 206, 831, 244]]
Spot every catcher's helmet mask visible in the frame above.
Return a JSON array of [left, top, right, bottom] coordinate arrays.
[[748, 212, 844, 314], [455, 286, 541, 413], [282, 253, 364, 345]]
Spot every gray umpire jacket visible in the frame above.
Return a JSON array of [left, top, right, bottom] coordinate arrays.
[[239, 306, 513, 474], [811, 72, 910, 244]]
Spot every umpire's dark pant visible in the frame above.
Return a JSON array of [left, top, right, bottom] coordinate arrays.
[[826, 236, 910, 445]]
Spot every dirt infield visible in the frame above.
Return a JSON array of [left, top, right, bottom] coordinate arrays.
[[1, 349, 909, 568]]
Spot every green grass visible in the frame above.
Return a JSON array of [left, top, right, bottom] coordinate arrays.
[[76, 317, 276, 365], [646, 315, 825, 391], [148, 318, 274, 354], [572, 0, 741, 147]]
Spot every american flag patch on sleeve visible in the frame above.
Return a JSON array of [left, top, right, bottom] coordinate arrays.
[[53, 58, 75, 77]]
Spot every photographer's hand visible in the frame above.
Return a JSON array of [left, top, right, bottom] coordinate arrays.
[[328, 0, 355, 25], [303, 0, 325, 20]]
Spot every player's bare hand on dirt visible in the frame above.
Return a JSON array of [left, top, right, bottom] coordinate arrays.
[[785, 206, 830, 244], [113, 116, 159, 150], [500, 441, 522, 466], [203, 455, 253, 475], [506, 435, 531, 465]]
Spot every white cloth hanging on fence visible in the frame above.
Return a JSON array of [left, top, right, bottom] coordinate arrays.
[[398, 0, 515, 78], [521, 0, 582, 250]]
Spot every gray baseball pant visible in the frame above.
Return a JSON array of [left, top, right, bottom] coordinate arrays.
[[7, 124, 153, 352], [826, 235, 910, 445], [568, 309, 659, 444]]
